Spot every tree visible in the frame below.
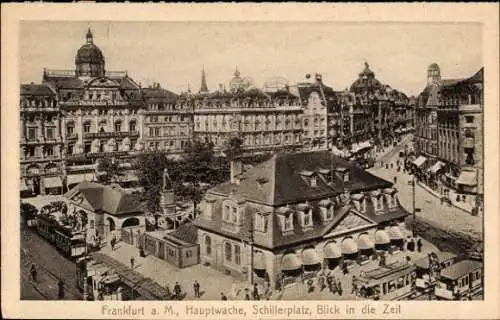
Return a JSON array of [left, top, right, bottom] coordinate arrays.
[[20, 202, 38, 226], [224, 136, 244, 161], [96, 158, 123, 184]]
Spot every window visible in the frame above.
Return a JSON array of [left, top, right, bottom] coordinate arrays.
[[465, 116, 474, 123], [234, 245, 241, 265], [46, 127, 54, 139], [149, 128, 154, 137], [67, 144, 74, 155], [205, 236, 212, 255], [114, 121, 121, 132], [186, 250, 192, 258], [255, 213, 268, 232], [377, 196, 384, 210], [231, 207, 238, 223], [84, 142, 91, 154], [283, 214, 294, 231], [225, 242, 232, 262], [302, 209, 313, 227], [28, 128, 37, 140], [67, 124, 74, 135], [27, 146, 35, 157], [223, 205, 230, 221], [44, 146, 53, 156], [83, 122, 91, 133], [129, 121, 136, 132], [310, 176, 317, 187]]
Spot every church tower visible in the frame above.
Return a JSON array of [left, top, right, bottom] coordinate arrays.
[[427, 63, 441, 85], [199, 67, 209, 93]]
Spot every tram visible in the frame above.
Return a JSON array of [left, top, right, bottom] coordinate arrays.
[[354, 261, 416, 300], [36, 214, 87, 259], [434, 260, 483, 300], [76, 257, 123, 301], [414, 252, 457, 291]]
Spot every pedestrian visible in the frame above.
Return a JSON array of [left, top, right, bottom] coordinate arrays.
[[351, 276, 358, 296], [193, 280, 200, 298], [253, 283, 260, 300], [394, 176, 397, 184], [29, 263, 37, 282], [417, 238, 423, 253], [130, 257, 135, 269], [220, 292, 228, 300], [331, 277, 338, 295], [326, 273, 333, 292], [174, 282, 182, 300], [337, 279, 343, 296], [139, 244, 146, 257], [244, 291, 251, 300], [110, 237, 116, 251], [58, 280, 65, 300]]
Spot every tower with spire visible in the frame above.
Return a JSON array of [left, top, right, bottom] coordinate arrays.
[[199, 67, 209, 93]]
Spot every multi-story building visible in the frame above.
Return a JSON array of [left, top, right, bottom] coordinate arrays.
[[194, 151, 409, 289], [142, 83, 193, 154], [193, 69, 303, 154], [20, 83, 64, 195], [437, 68, 483, 200], [291, 73, 334, 151]]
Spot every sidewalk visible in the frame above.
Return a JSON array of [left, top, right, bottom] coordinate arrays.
[[417, 181, 475, 214], [102, 226, 439, 301], [101, 242, 247, 300]]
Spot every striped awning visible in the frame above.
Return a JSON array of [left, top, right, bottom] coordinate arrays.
[[301, 249, 320, 265], [44, 176, 62, 188], [388, 226, 405, 240], [375, 230, 391, 245], [67, 173, 95, 185], [253, 251, 266, 270], [455, 170, 476, 186], [358, 234, 375, 250], [324, 242, 342, 259], [341, 238, 359, 255], [428, 161, 445, 174], [281, 253, 302, 271]]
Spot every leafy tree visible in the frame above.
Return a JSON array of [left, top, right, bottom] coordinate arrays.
[[96, 158, 123, 184], [20, 202, 38, 225], [224, 136, 244, 161]]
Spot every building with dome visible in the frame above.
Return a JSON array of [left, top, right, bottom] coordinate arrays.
[[21, 29, 147, 195]]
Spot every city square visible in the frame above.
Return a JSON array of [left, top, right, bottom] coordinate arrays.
[[18, 21, 484, 302]]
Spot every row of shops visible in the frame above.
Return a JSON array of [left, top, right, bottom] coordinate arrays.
[[410, 155, 479, 195], [20, 171, 139, 197]]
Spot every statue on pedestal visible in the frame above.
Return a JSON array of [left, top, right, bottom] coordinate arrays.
[[163, 168, 172, 192]]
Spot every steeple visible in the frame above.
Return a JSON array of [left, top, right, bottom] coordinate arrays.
[[200, 67, 209, 93], [234, 67, 241, 78], [86, 28, 94, 44]]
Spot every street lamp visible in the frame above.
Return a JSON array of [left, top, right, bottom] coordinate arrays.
[[248, 213, 255, 294], [408, 176, 421, 237]]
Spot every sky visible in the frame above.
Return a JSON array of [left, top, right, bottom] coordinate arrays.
[[20, 21, 482, 96]]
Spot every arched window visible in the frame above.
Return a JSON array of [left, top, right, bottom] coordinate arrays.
[[129, 120, 137, 132], [114, 120, 122, 132], [205, 235, 212, 255], [225, 242, 232, 262], [83, 121, 91, 133], [66, 122, 74, 135]]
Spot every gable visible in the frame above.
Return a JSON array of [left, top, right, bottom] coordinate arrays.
[[323, 209, 376, 238], [70, 191, 99, 212]]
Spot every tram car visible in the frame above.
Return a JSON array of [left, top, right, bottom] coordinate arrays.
[[434, 260, 483, 300], [36, 214, 87, 259], [414, 252, 457, 291], [353, 261, 417, 300], [76, 257, 123, 301]]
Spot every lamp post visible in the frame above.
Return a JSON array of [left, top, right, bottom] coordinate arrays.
[[248, 212, 255, 292], [408, 176, 421, 237]]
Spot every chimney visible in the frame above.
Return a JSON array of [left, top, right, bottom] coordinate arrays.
[[230, 159, 243, 185]]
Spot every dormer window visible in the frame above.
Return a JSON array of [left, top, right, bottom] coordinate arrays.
[[335, 167, 349, 182], [296, 203, 313, 228], [318, 199, 334, 221], [299, 171, 316, 187], [383, 188, 398, 208], [254, 212, 269, 233], [351, 193, 365, 212], [310, 176, 317, 187], [277, 206, 294, 233], [222, 200, 242, 225], [204, 198, 216, 218]]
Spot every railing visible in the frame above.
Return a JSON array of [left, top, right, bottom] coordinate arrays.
[[59, 100, 129, 107], [21, 107, 59, 112], [83, 131, 139, 139]]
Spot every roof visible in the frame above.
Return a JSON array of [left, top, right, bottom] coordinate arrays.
[[64, 181, 143, 216], [414, 252, 457, 269], [210, 150, 393, 206], [440, 260, 482, 281], [142, 87, 178, 100], [43, 76, 84, 89], [20, 83, 56, 96], [170, 223, 198, 244]]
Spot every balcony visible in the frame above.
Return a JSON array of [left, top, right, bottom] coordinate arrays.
[[21, 106, 59, 112], [66, 133, 78, 140], [59, 100, 129, 107], [83, 131, 139, 139]]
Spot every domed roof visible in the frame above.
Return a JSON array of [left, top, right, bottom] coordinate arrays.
[[428, 63, 440, 71], [350, 62, 383, 94], [75, 29, 105, 64]]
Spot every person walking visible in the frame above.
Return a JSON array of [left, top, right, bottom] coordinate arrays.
[[193, 280, 200, 298], [220, 292, 228, 300], [253, 283, 260, 300], [58, 280, 65, 300], [351, 276, 358, 296], [174, 282, 182, 300], [130, 257, 135, 269], [337, 279, 343, 296], [29, 263, 37, 282], [110, 235, 116, 251], [394, 176, 397, 184]]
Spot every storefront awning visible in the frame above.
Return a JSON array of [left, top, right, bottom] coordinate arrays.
[[388, 226, 405, 240], [455, 170, 477, 186], [20, 179, 29, 192], [428, 161, 445, 174], [341, 238, 359, 255], [375, 230, 391, 245], [67, 173, 95, 185], [253, 251, 266, 270], [358, 234, 375, 250], [301, 249, 320, 265], [281, 253, 302, 271], [324, 242, 342, 259], [412, 156, 427, 167], [44, 177, 62, 188]]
